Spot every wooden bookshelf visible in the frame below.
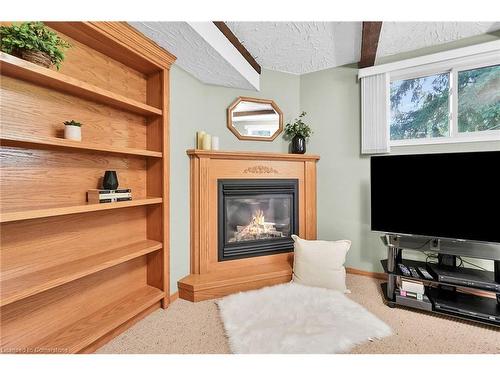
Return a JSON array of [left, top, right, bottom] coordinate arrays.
[[0, 134, 163, 158], [0, 197, 163, 223], [2, 285, 164, 353], [33, 286, 164, 353], [0, 22, 175, 353], [1, 240, 162, 306], [0, 52, 163, 117]]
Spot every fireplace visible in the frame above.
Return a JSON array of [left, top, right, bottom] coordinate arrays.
[[218, 179, 299, 261], [179, 150, 318, 302]]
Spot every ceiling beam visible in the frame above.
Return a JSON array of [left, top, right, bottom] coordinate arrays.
[[358, 22, 383, 68], [213, 21, 262, 74]]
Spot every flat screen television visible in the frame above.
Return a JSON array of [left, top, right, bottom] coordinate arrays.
[[370, 151, 500, 244]]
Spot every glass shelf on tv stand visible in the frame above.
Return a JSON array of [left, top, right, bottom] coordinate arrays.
[[379, 282, 500, 328], [380, 258, 499, 295], [380, 234, 500, 328], [382, 234, 500, 261]]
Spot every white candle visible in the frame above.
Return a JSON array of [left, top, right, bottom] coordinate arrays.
[[202, 134, 212, 150], [211, 136, 220, 151], [196, 131, 206, 149]]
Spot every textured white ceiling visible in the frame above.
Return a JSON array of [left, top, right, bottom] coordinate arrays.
[[225, 22, 362, 75], [130, 22, 256, 90], [377, 22, 500, 57], [228, 22, 500, 74], [131, 22, 500, 90]]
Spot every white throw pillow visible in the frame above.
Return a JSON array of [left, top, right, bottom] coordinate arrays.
[[291, 235, 351, 293]]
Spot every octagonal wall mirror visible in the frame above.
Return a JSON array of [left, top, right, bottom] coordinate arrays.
[[227, 97, 283, 141]]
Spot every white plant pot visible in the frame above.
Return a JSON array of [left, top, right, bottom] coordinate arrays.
[[64, 125, 82, 141]]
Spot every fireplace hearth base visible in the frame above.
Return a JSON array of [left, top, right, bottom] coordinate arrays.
[[178, 263, 293, 302]]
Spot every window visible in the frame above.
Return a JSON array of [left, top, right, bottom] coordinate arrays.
[[388, 62, 499, 146], [390, 73, 450, 140], [458, 65, 500, 133]]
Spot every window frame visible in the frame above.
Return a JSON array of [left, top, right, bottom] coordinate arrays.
[[388, 53, 500, 147]]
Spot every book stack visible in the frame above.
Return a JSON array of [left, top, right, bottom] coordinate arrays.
[[87, 189, 132, 204], [396, 279, 433, 311], [399, 280, 428, 301]]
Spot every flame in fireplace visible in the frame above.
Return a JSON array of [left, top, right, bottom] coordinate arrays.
[[229, 209, 285, 242], [252, 209, 265, 226]]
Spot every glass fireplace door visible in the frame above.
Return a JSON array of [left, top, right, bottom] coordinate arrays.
[[218, 179, 298, 261]]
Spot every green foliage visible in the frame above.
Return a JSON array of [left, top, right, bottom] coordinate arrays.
[[1, 22, 71, 69], [64, 120, 82, 127], [458, 65, 500, 133], [284, 111, 313, 139], [390, 64, 499, 140], [390, 73, 449, 140]]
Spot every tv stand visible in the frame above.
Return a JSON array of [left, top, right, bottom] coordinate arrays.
[[381, 234, 500, 327]]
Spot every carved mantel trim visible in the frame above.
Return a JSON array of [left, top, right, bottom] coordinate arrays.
[[243, 165, 279, 174]]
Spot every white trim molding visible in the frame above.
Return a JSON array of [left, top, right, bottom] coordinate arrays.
[[187, 22, 260, 91], [358, 40, 500, 79]]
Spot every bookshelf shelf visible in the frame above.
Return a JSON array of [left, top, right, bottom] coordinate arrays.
[[1, 240, 163, 307], [0, 197, 163, 223], [0, 52, 162, 117], [0, 134, 163, 158], [32, 285, 164, 353]]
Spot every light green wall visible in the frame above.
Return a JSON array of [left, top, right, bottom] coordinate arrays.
[[169, 66, 300, 291], [169, 33, 500, 292]]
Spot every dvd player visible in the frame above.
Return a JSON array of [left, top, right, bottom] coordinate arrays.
[[429, 265, 500, 292], [429, 289, 500, 324]]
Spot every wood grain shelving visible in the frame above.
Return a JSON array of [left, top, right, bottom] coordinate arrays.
[[32, 285, 164, 353], [1, 22, 174, 353], [1, 240, 163, 307], [0, 134, 163, 158], [0, 197, 163, 223], [0, 52, 162, 117]]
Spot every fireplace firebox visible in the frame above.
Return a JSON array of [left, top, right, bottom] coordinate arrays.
[[218, 179, 299, 261]]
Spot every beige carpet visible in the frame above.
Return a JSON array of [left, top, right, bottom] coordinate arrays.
[[97, 274, 500, 354]]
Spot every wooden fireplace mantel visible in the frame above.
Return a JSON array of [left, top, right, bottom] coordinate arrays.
[[178, 149, 320, 302], [186, 149, 320, 161]]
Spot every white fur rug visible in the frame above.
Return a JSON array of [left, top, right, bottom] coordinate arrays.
[[217, 282, 392, 354]]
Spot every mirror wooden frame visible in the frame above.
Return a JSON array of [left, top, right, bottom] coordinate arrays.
[[227, 96, 284, 141]]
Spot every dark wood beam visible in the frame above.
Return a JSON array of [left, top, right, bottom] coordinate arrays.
[[358, 22, 383, 68], [213, 21, 262, 74]]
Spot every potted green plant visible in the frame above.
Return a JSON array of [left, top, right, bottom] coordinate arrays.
[[64, 120, 82, 141], [0, 22, 71, 69], [284, 111, 313, 154]]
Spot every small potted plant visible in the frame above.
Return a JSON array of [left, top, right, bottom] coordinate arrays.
[[284, 111, 313, 154], [64, 120, 82, 141], [0, 22, 71, 70]]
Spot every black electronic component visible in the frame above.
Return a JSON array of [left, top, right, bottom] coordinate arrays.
[[417, 267, 434, 280], [429, 265, 500, 293], [398, 263, 411, 277], [408, 266, 420, 278]]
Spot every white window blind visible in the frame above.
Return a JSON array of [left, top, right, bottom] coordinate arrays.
[[361, 73, 390, 154]]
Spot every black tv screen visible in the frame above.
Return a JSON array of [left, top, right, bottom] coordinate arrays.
[[370, 151, 500, 243]]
